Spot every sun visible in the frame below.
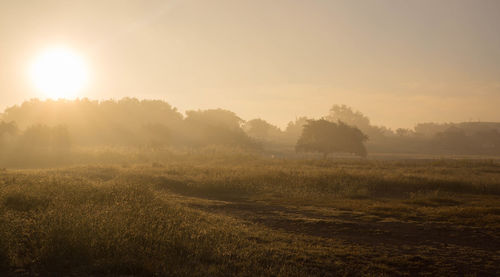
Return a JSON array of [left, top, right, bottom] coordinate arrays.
[[30, 46, 89, 99]]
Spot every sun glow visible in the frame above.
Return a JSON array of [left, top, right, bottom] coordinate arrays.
[[30, 46, 89, 99]]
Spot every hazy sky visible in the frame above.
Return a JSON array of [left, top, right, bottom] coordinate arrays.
[[1, 0, 499, 129]]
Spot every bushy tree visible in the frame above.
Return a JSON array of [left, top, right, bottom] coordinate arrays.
[[184, 109, 243, 130], [0, 98, 184, 146], [282, 117, 309, 144], [326, 105, 370, 131], [296, 119, 368, 158], [243, 118, 282, 141], [326, 105, 391, 140], [414, 122, 451, 138], [396, 128, 414, 137], [183, 109, 258, 148]]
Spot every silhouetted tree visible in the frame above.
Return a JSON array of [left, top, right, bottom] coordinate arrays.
[[243, 119, 282, 141], [183, 109, 257, 148], [414, 122, 451, 138], [282, 117, 309, 144], [396, 128, 414, 137], [1, 98, 184, 146], [326, 105, 391, 140], [296, 119, 368, 158], [326, 105, 370, 131], [185, 109, 243, 130]]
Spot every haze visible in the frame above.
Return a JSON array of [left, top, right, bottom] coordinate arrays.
[[1, 0, 500, 129], [2, 2, 500, 276]]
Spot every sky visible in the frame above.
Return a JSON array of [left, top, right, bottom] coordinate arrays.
[[1, 0, 499, 129]]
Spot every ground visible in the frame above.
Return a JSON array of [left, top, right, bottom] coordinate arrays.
[[0, 157, 499, 276]]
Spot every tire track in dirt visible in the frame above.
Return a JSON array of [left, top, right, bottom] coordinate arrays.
[[187, 200, 500, 252]]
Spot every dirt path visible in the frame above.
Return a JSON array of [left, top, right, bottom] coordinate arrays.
[[188, 201, 499, 251], [157, 185, 500, 275]]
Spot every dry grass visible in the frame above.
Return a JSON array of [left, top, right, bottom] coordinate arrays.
[[0, 157, 499, 276]]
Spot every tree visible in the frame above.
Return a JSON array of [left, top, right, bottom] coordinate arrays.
[[296, 119, 368, 158], [183, 109, 257, 148], [283, 117, 309, 144], [414, 122, 451, 138], [20, 124, 71, 150], [396, 128, 414, 137], [243, 118, 282, 141], [0, 98, 184, 146], [185, 109, 243, 130], [325, 104, 391, 140], [326, 105, 370, 131]]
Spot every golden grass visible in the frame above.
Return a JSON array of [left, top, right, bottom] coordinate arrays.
[[0, 157, 499, 276]]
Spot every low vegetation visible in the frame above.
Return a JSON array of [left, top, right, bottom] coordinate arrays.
[[0, 157, 499, 276]]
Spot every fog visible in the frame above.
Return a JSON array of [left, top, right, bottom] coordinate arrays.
[[1, 2, 500, 275], [1, 98, 499, 168], [1, 0, 500, 129]]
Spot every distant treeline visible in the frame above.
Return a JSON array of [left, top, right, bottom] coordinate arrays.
[[1, 98, 500, 165]]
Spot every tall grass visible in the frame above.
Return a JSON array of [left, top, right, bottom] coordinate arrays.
[[0, 158, 499, 275]]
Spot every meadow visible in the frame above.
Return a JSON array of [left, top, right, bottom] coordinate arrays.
[[0, 154, 499, 276]]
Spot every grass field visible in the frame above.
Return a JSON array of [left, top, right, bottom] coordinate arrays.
[[0, 157, 499, 276]]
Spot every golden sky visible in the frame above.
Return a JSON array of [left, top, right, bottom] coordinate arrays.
[[1, 0, 499, 128]]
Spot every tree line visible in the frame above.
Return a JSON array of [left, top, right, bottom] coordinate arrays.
[[1, 98, 500, 162]]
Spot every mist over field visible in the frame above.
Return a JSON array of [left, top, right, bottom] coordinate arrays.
[[1, 98, 500, 168], [1, 1, 500, 276]]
